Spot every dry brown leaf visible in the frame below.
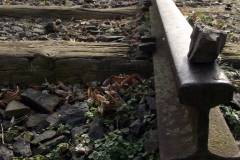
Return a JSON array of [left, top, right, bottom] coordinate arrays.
[[132, 78, 140, 86], [4, 91, 21, 101], [137, 75, 147, 82], [102, 78, 111, 86], [109, 96, 121, 108], [93, 89, 99, 97], [45, 77, 54, 91], [12, 86, 20, 96], [112, 82, 121, 91], [111, 75, 126, 83], [57, 80, 67, 91], [193, 12, 197, 21], [96, 94, 106, 103], [87, 87, 92, 98], [105, 90, 117, 96], [63, 97, 69, 106], [30, 85, 45, 91], [120, 73, 138, 87], [101, 86, 110, 91], [54, 89, 68, 97], [139, 95, 146, 105]]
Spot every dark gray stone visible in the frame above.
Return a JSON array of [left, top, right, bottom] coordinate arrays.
[[5, 100, 31, 118], [124, 132, 139, 143], [88, 118, 105, 140], [139, 42, 156, 52], [144, 129, 159, 152], [136, 103, 149, 121], [77, 0, 84, 5], [26, 114, 49, 128], [146, 96, 157, 111], [12, 26, 23, 32], [85, 0, 95, 3], [11, 1, 24, 5], [71, 125, 89, 142], [89, 30, 102, 35], [176, 2, 183, 7], [0, 108, 6, 120], [141, 36, 156, 43], [13, 140, 32, 157], [44, 22, 57, 33], [84, 25, 98, 30], [0, 37, 8, 40], [33, 135, 69, 155], [129, 119, 146, 136], [188, 24, 227, 63], [37, 35, 49, 40], [0, 146, 14, 160], [133, 156, 143, 160], [45, 102, 89, 127], [94, 2, 100, 7], [35, 125, 46, 134], [96, 35, 106, 42], [31, 130, 56, 144], [101, 4, 109, 8], [33, 24, 43, 29], [120, 2, 129, 7], [21, 89, 60, 113], [105, 36, 124, 42], [82, 3, 91, 8], [101, 22, 112, 29], [32, 28, 45, 34], [225, 93, 240, 111]]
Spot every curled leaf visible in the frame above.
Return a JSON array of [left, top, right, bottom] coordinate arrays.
[[87, 87, 92, 98], [102, 78, 111, 87], [54, 89, 68, 97], [120, 73, 138, 87], [96, 94, 106, 103], [111, 75, 126, 84], [57, 80, 67, 91], [139, 95, 146, 105]]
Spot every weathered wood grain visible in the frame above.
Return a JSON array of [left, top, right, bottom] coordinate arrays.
[[0, 5, 141, 19], [219, 43, 240, 68], [0, 41, 153, 86]]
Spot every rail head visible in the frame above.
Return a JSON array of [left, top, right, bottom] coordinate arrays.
[[156, 0, 233, 109]]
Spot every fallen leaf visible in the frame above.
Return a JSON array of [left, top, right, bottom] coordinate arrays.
[[95, 94, 106, 103], [120, 73, 138, 87], [87, 87, 92, 98], [57, 80, 67, 91], [30, 85, 45, 91], [111, 75, 126, 83], [54, 89, 68, 97], [102, 78, 111, 86], [139, 95, 146, 105]]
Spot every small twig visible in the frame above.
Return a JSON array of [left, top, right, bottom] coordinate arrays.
[[1, 123, 5, 145]]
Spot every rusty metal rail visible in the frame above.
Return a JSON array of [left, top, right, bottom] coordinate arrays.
[[150, 0, 240, 159]]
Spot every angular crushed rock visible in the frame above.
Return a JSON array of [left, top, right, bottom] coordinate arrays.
[[21, 89, 60, 113]]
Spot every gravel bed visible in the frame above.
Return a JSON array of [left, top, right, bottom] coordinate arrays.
[[0, 12, 150, 43], [0, 0, 139, 8]]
